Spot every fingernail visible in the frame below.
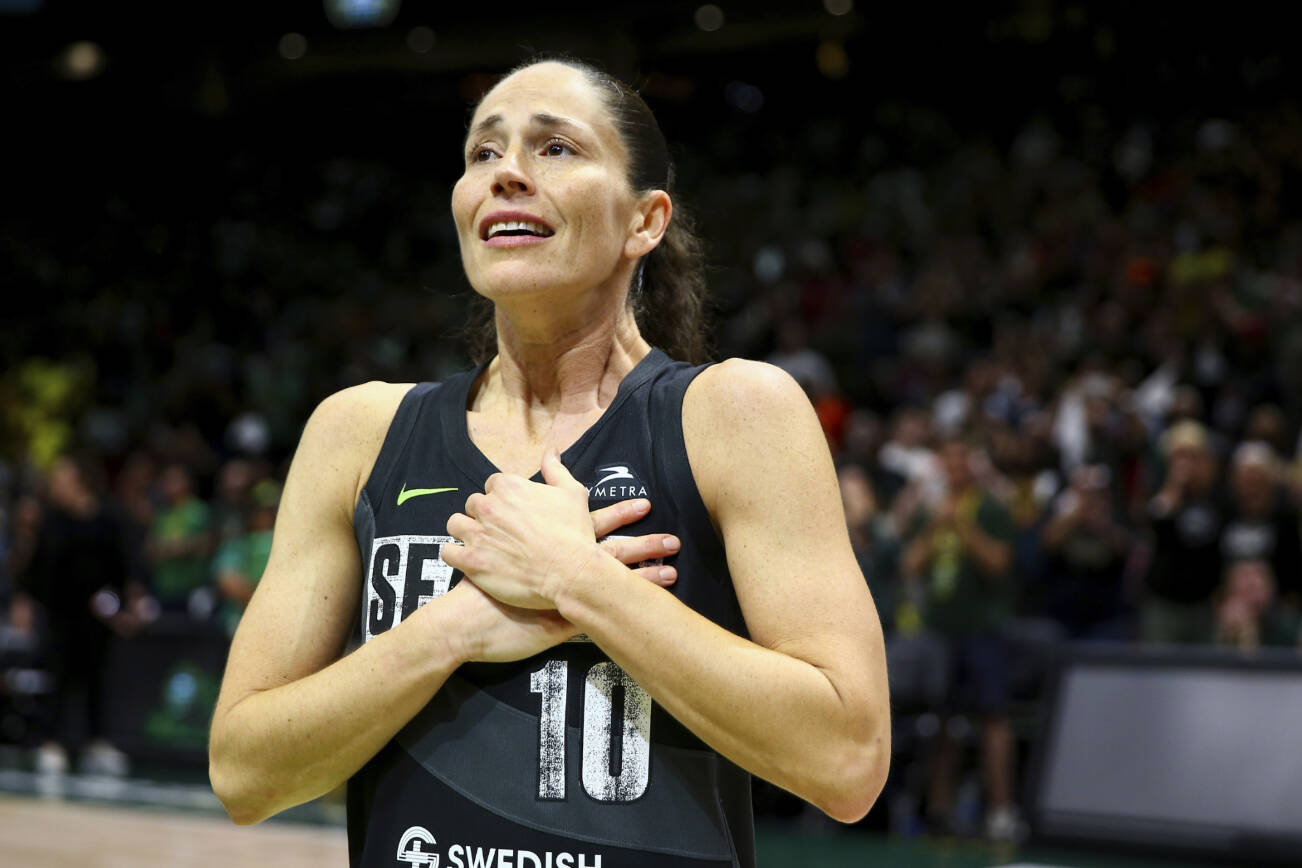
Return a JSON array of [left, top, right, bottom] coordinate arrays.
[[632, 498, 650, 511], [658, 566, 676, 582], [663, 535, 681, 553]]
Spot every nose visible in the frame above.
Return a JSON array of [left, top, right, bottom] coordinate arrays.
[[492, 149, 534, 197]]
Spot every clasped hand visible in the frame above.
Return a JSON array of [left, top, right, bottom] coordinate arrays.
[[442, 448, 679, 612]]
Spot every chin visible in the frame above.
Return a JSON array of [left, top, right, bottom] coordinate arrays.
[[470, 272, 562, 304]]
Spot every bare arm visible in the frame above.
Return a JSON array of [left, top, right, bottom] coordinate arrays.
[[208, 383, 464, 823], [445, 360, 891, 822]]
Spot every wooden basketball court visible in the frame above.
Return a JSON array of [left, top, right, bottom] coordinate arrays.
[[0, 795, 348, 868]]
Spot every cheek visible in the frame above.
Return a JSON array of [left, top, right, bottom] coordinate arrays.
[[451, 177, 478, 234], [563, 170, 632, 237]]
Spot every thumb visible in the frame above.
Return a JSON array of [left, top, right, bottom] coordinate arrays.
[[541, 447, 587, 494]]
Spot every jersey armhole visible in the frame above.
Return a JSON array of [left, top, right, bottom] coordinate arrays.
[[352, 382, 439, 530], [350, 382, 438, 645], [651, 364, 730, 584]]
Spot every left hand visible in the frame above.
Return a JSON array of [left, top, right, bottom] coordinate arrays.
[[442, 448, 609, 609]]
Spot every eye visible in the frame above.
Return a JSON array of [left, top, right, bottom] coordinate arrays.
[[543, 139, 574, 157], [470, 146, 497, 163]]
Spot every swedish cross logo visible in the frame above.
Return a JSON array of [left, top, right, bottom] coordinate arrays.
[[397, 826, 439, 868], [395, 825, 603, 867]]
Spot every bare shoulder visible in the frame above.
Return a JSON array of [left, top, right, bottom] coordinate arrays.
[[308, 380, 414, 440], [684, 357, 809, 423], [683, 358, 819, 456], [681, 359, 826, 518], [296, 381, 415, 510]]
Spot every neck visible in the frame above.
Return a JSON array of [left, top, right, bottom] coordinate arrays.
[[475, 286, 651, 422]]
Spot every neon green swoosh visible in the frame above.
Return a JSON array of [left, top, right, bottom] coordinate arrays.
[[397, 484, 459, 506]]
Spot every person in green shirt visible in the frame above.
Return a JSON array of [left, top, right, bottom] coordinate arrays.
[[145, 463, 212, 612], [901, 432, 1019, 840], [213, 479, 279, 637], [838, 463, 900, 630]]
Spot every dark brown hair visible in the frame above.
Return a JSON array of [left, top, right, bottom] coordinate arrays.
[[463, 56, 710, 364]]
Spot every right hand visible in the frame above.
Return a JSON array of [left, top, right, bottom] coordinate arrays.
[[450, 497, 680, 663], [443, 580, 579, 664]]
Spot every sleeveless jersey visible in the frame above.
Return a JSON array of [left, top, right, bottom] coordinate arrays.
[[348, 349, 755, 868]]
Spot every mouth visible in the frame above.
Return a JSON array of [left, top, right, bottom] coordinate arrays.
[[480, 214, 556, 241]]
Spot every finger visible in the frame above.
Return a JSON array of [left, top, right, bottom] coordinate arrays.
[[463, 492, 486, 519], [439, 538, 467, 572], [540, 447, 587, 494], [446, 512, 475, 542], [590, 498, 651, 538], [630, 564, 678, 587], [599, 532, 681, 566]]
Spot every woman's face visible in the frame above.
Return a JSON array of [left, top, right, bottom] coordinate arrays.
[[452, 62, 643, 305]]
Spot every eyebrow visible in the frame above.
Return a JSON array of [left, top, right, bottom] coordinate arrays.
[[466, 112, 584, 144]]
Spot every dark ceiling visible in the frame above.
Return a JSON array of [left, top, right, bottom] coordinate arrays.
[[3, 1, 1296, 186]]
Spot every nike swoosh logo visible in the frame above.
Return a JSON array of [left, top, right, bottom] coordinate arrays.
[[397, 484, 459, 506]]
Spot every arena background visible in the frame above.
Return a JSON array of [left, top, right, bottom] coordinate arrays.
[[3, 1, 1301, 866]]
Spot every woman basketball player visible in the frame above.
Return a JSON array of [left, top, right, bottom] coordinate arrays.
[[209, 58, 890, 868]]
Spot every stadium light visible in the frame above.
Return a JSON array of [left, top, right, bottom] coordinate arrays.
[[325, 0, 401, 29]]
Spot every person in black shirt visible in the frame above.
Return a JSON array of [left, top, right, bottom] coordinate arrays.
[[19, 456, 142, 774], [1143, 420, 1224, 643], [1041, 464, 1133, 639], [1221, 441, 1301, 606]]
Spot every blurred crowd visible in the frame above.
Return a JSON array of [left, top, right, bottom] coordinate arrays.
[[3, 80, 1302, 841]]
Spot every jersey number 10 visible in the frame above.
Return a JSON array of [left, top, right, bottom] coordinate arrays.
[[529, 659, 652, 803]]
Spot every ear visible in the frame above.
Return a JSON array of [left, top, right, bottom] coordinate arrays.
[[624, 190, 672, 260]]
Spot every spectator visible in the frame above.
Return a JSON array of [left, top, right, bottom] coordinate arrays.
[[901, 433, 1019, 840], [17, 456, 142, 775], [210, 457, 258, 544], [113, 451, 157, 595], [4, 493, 43, 598], [838, 463, 899, 629], [1221, 441, 1301, 606], [1040, 465, 1134, 639], [878, 406, 941, 505], [1243, 404, 1291, 460], [144, 463, 212, 615], [212, 479, 278, 637], [1143, 420, 1225, 643], [1215, 559, 1301, 651]]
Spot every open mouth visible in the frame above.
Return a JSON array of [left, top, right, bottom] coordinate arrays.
[[482, 219, 555, 240]]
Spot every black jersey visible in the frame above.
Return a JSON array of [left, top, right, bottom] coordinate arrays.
[[348, 349, 755, 868]]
